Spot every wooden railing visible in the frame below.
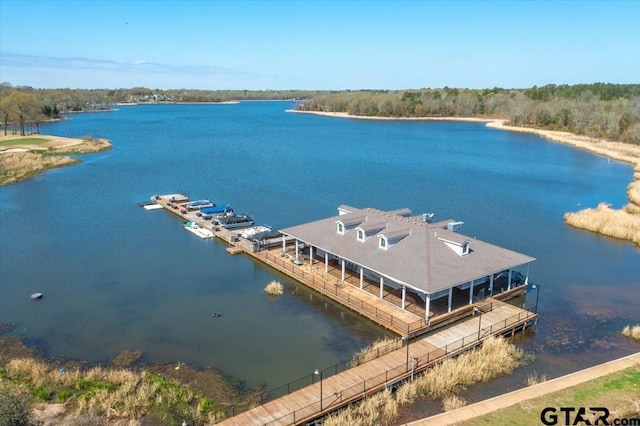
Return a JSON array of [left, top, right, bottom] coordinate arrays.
[[263, 252, 428, 335]]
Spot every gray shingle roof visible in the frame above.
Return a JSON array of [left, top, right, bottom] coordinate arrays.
[[280, 206, 535, 295]]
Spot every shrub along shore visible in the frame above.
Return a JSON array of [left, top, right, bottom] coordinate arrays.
[[0, 135, 111, 186], [290, 110, 640, 247]]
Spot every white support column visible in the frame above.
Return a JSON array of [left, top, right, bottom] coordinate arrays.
[[379, 276, 384, 299], [325, 252, 328, 273], [295, 240, 299, 260], [282, 235, 286, 252], [341, 260, 345, 283], [448, 287, 453, 312], [425, 293, 431, 319], [489, 275, 494, 296], [359, 267, 364, 290], [508, 270, 513, 290], [309, 246, 313, 267], [469, 280, 475, 305], [401, 286, 406, 310]]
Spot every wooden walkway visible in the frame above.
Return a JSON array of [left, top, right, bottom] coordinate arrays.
[[219, 300, 536, 425]]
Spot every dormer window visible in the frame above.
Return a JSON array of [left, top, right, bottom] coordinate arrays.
[[337, 222, 344, 235], [438, 236, 471, 256], [357, 229, 364, 242], [462, 240, 470, 255], [379, 236, 388, 250]]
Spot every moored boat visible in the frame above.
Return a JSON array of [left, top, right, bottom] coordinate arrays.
[[185, 199, 215, 211], [198, 204, 233, 219], [240, 225, 272, 239], [215, 212, 254, 229], [183, 221, 214, 238], [30, 293, 43, 300]]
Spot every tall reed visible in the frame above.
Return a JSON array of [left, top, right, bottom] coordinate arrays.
[[347, 337, 401, 368], [442, 394, 467, 411], [621, 324, 640, 340], [264, 280, 284, 296], [324, 336, 526, 425], [564, 202, 640, 245]]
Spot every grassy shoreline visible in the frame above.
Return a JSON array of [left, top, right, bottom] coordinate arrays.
[[0, 135, 111, 186], [0, 335, 260, 425], [458, 363, 640, 426]]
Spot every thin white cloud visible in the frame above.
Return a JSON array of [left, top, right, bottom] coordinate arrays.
[[0, 52, 266, 79]]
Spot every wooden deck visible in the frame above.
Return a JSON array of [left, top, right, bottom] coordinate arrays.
[[219, 300, 536, 425]]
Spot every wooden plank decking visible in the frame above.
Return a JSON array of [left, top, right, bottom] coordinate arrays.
[[219, 301, 536, 425]]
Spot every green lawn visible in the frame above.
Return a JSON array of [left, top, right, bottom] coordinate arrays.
[[0, 137, 51, 147], [461, 365, 640, 425]]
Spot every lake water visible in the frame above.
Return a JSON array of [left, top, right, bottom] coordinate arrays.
[[1, 101, 638, 393]]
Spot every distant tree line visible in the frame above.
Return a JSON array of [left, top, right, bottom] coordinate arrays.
[[297, 84, 640, 144], [0, 83, 325, 135], [1, 82, 638, 143]]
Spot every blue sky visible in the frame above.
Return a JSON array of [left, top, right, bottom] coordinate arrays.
[[1, 0, 638, 90]]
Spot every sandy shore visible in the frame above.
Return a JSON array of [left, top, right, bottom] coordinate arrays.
[[287, 109, 498, 123], [486, 121, 640, 168], [287, 110, 640, 167]]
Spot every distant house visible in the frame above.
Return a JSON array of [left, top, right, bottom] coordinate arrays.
[[280, 205, 535, 319]]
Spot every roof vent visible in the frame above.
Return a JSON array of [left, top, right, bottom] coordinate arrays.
[[447, 221, 464, 232]]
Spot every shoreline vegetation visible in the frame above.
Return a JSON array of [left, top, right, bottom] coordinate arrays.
[[288, 109, 640, 246], [0, 335, 261, 425], [0, 333, 528, 425], [0, 135, 112, 186]]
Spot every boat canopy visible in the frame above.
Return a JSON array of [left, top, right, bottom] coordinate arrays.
[[200, 205, 232, 215]]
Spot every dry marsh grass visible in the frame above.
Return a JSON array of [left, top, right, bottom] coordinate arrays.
[[323, 389, 397, 426], [347, 337, 400, 368], [325, 337, 526, 425], [2, 357, 223, 423], [264, 280, 284, 296], [621, 324, 640, 340], [627, 180, 640, 209], [442, 394, 467, 411], [564, 202, 640, 246], [48, 138, 111, 154], [0, 151, 78, 185], [0, 137, 110, 185], [525, 371, 548, 386]]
